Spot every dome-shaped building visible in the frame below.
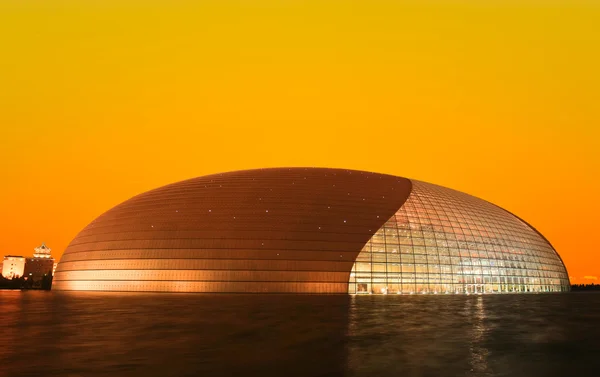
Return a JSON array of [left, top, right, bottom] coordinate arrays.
[[53, 168, 569, 294]]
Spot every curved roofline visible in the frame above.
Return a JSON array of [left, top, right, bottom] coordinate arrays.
[[162, 167, 406, 185], [109, 166, 409, 212], [406, 178, 570, 284], [492, 203, 570, 281]]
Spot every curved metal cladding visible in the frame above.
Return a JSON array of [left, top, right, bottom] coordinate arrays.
[[53, 168, 412, 293], [349, 180, 570, 294]]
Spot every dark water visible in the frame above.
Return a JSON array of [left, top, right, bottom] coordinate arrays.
[[0, 292, 598, 377]]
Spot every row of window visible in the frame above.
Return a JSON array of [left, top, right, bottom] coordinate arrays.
[[355, 254, 564, 267], [353, 265, 566, 277], [348, 283, 568, 294], [350, 273, 565, 283], [379, 222, 545, 236], [370, 234, 552, 249]]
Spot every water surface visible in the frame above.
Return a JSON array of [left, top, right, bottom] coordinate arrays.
[[0, 291, 598, 377]]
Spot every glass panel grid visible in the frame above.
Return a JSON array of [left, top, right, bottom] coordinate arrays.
[[349, 180, 570, 295]]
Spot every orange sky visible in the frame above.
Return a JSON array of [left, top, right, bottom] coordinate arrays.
[[0, 1, 598, 284]]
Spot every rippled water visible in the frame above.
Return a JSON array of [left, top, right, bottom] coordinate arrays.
[[0, 291, 598, 377]]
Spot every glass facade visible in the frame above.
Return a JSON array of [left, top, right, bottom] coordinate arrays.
[[348, 180, 570, 294]]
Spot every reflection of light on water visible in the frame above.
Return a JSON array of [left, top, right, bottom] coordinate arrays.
[[469, 296, 491, 374], [347, 295, 360, 335]]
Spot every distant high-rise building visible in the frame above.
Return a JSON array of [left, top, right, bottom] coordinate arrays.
[[24, 243, 54, 282], [2, 256, 26, 279]]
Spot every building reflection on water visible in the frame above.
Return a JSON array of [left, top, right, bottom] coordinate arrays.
[[0, 292, 598, 377], [468, 296, 491, 375]]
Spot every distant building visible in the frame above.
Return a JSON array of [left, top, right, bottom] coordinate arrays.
[[53, 262, 58, 276], [2, 256, 26, 279], [33, 243, 53, 259], [25, 258, 54, 279], [24, 243, 55, 283]]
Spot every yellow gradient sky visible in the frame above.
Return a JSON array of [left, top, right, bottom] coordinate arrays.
[[1, 1, 598, 283]]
